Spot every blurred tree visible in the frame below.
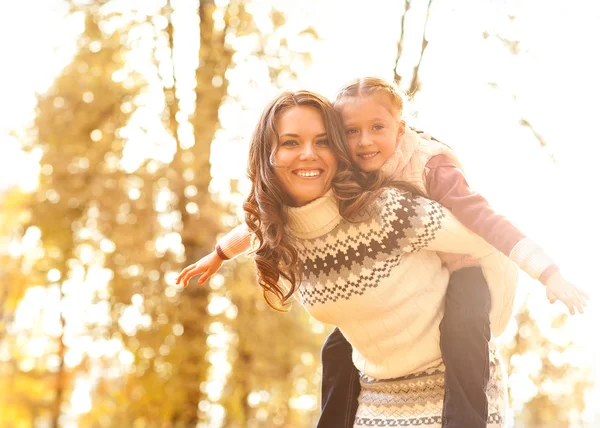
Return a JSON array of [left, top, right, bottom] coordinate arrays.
[[0, 190, 31, 340], [393, 0, 435, 95], [502, 307, 592, 426], [158, 1, 234, 420], [0, 190, 49, 426], [74, 0, 324, 425], [154, 0, 324, 424], [32, 11, 139, 427], [214, 260, 326, 427], [0, 5, 140, 426]]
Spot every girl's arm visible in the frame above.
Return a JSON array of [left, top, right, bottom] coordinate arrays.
[[381, 188, 588, 315], [425, 154, 558, 284]]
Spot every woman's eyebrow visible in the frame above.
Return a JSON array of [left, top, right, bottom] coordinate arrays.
[[279, 133, 327, 138]]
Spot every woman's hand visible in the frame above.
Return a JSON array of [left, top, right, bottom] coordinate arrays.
[[176, 251, 224, 288], [545, 271, 590, 315]]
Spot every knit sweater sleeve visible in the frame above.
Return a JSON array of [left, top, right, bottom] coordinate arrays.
[[381, 189, 498, 260], [424, 155, 559, 284], [378, 188, 519, 338], [215, 223, 252, 260]]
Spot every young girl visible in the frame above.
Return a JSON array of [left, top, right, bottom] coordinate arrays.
[[176, 78, 588, 427]]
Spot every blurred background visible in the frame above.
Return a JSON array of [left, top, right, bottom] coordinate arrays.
[[0, 0, 599, 426]]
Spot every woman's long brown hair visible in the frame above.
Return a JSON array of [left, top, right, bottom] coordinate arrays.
[[244, 90, 414, 310]]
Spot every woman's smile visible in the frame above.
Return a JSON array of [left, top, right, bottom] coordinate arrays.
[[272, 106, 338, 207], [292, 168, 324, 178]]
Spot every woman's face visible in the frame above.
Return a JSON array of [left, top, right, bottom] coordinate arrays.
[[272, 106, 338, 207]]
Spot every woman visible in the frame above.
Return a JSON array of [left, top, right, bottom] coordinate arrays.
[[242, 89, 515, 427]]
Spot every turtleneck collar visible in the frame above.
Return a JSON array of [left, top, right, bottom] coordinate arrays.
[[286, 189, 342, 239]]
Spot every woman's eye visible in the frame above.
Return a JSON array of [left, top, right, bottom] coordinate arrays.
[[373, 124, 384, 131], [281, 140, 298, 147], [346, 129, 358, 135], [317, 139, 330, 146]]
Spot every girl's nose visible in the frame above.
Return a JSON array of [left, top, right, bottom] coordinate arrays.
[[358, 134, 373, 147]]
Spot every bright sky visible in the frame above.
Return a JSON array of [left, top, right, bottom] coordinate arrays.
[[1, 0, 600, 424], [0, 0, 72, 191]]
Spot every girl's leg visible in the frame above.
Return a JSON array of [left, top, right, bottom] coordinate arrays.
[[440, 266, 491, 428], [317, 327, 361, 428]]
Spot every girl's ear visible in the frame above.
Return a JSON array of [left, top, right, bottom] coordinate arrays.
[[397, 119, 406, 138]]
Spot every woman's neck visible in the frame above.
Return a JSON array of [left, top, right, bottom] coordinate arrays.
[[286, 189, 341, 239]]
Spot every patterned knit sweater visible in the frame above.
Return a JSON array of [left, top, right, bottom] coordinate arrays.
[[286, 187, 518, 380]]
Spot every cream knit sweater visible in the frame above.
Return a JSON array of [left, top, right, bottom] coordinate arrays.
[[286, 187, 518, 380]]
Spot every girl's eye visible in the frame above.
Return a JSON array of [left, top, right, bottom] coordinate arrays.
[[346, 129, 358, 135], [373, 124, 384, 131], [317, 139, 330, 146], [281, 140, 298, 147]]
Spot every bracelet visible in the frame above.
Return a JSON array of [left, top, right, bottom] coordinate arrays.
[[215, 244, 230, 261]]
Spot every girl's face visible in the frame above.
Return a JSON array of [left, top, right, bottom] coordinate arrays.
[[338, 95, 405, 172], [272, 106, 338, 207]]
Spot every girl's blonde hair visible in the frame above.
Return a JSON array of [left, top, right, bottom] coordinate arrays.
[[333, 76, 405, 120]]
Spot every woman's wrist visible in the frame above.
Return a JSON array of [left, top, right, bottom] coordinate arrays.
[[215, 244, 230, 261]]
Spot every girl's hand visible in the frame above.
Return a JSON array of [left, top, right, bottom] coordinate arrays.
[[545, 272, 590, 315], [176, 251, 224, 288]]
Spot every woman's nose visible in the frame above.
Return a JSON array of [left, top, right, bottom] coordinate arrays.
[[299, 144, 318, 160]]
